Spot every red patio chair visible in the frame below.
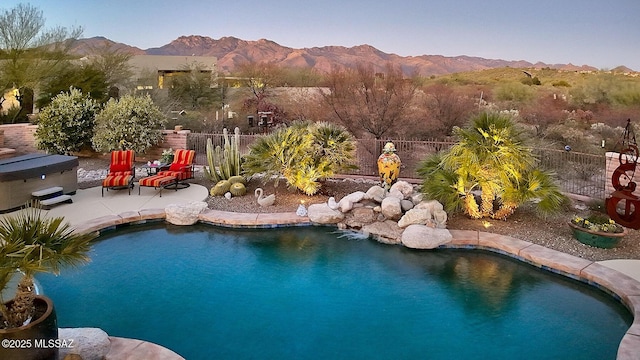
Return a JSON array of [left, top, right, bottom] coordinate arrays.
[[102, 150, 135, 197], [138, 149, 195, 196]]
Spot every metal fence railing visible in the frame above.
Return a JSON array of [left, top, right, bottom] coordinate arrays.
[[187, 133, 607, 199]]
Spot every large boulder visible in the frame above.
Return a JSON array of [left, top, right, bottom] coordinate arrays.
[[343, 207, 376, 228], [381, 196, 403, 220], [365, 185, 386, 203], [308, 203, 345, 224], [165, 201, 208, 225], [58, 328, 110, 360], [415, 199, 444, 212], [337, 191, 366, 212], [390, 181, 414, 198], [362, 220, 403, 244], [401, 224, 452, 249], [397, 208, 432, 228]]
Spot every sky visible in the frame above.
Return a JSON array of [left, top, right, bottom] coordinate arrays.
[[4, 0, 640, 70]]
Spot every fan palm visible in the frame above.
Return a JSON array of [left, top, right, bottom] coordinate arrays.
[[243, 121, 357, 195], [0, 207, 96, 329], [420, 112, 567, 219]]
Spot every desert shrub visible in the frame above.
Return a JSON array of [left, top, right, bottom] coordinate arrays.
[[35, 87, 100, 154], [552, 80, 571, 87], [494, 82, 534, 104], [92, 94, 166, 153], [243, 121, 356, 195]]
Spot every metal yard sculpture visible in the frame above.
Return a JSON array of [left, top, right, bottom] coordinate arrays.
[[606, 119, 640, 229]]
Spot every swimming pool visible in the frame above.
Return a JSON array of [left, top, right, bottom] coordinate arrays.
[[37, 223, 632, 360]]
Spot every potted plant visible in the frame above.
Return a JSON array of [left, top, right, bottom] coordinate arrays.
[[568, 213, 627, 249], [0, 207, 96, 360], [161, 148, 174, 164]]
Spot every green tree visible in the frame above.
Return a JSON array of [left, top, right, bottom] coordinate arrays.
[[85, 41, 134, 95], [418, 112, 567, 219], [36, 61, 109, 108], [0, 3, 82, 108], [92, 94, 167, 153], [243, 121, 356, 195], [168, 62, 220, 110], [35, 87, 100, 154]]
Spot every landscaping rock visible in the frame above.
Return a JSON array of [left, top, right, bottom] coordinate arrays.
[[411, 192, 424, 205], [308, 203, 345, 224], [401, 224, 453, 249], [362, 220, 403, 244], [165, 201, 208, 225], [415, 199, 444, 212], [365, 185, 386, 203], [338, 191, 366, 212], [397, 208, 431, 228], [388, 189, 405, 200], [381, 196, 402, 220], [400, 199, 414, 212], [390, 181, 414, 198], [58, 328, 110, 360], [343, 207, 376, 228]]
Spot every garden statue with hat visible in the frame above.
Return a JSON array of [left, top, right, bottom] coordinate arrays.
[[377, 142, 401, 190]]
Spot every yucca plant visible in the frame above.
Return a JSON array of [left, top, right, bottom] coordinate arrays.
[[419, 112, 567, 220], [0, 207, 97, 329]]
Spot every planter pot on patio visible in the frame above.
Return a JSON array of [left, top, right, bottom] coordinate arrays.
[[0, 295, 58, 360], [568, 221, 627, 249]]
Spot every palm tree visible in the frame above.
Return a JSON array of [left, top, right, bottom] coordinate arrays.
[[419, 112, 567, 220], [243, 121, 357, 195], [0, 207, 96, 329]]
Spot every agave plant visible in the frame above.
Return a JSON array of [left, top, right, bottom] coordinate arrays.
[[0, 207, 96, 329], [419, 112, 567, 220]]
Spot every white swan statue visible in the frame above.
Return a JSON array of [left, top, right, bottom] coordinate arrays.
[[255, 188, 276, 207]]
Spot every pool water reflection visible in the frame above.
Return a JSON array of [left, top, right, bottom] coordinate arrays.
[[37, 223, 632, 360]]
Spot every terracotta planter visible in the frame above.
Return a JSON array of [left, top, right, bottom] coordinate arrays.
[[568, 221, 627, 249], [0, 295, 58, 360]]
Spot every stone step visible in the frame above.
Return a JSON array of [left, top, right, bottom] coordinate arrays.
[[39, 194, 72, 209], [32, 186, 64, 199]]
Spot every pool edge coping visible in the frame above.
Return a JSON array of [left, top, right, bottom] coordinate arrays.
[[75, 208, 640, 360]]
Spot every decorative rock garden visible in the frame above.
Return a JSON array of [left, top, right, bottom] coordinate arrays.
[[307, 180, 452, 249]]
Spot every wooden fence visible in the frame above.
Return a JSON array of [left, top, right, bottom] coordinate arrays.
[[186, 132, 607, 200]]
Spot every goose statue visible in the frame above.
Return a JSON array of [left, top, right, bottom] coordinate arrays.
[[255, 188, 276, 207]]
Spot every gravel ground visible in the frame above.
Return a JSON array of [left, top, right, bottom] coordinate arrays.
[[78, 157, 640, 262]]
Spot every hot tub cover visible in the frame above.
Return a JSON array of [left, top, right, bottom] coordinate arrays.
[[0, 154, 79, 182]]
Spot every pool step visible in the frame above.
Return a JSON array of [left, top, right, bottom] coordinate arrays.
[[32, 186, 72, 209]]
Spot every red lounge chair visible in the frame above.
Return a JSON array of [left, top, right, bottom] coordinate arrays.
[[102, 150, 135, 197], [138, 149, 195, 196]]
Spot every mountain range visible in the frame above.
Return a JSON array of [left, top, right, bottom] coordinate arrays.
[[72, 35, 625, 76]]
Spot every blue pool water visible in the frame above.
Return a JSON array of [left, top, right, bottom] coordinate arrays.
[[37, 223, 631, 360]]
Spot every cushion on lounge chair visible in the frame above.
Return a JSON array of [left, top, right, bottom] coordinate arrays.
[[109, 150, 135, 174], [102, 174, 133, 188], [139, 174, 176, 188]]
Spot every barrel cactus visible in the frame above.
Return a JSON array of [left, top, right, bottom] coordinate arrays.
[[210, 180, 231, 196], [228, 175, 246, 185], [229, 182, 247, 196]]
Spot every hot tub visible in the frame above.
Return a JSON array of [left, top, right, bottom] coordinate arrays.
[[0, 153, 78, 212]]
